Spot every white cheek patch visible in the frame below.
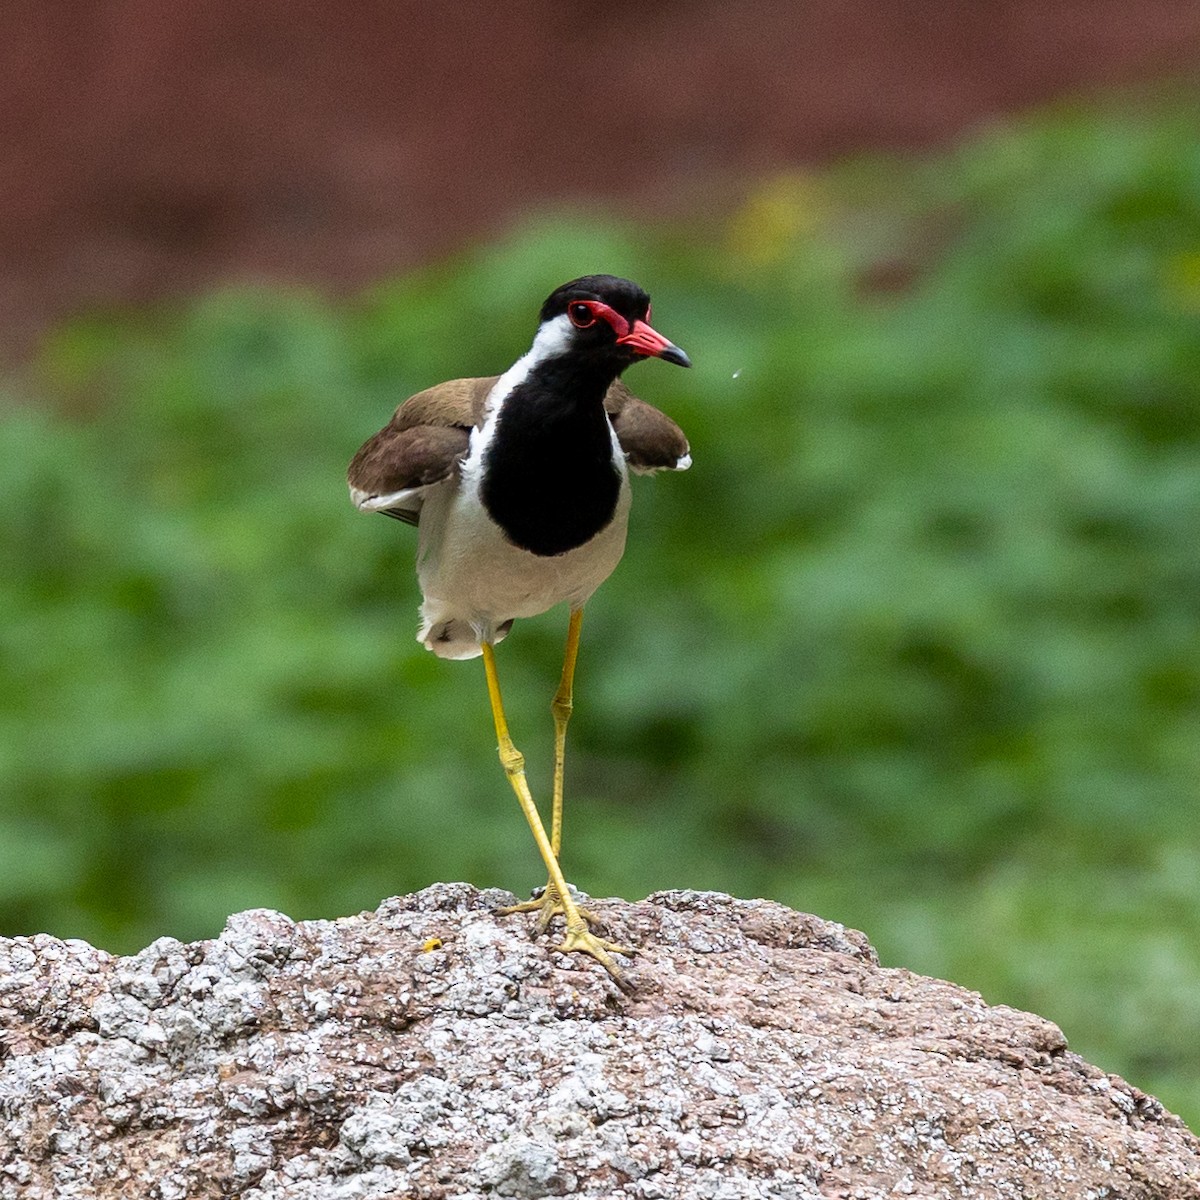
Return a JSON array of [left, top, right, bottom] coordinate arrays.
[[527, 312, 574, 361]]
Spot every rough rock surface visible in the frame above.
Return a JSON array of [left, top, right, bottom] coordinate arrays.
[[1, 885, 1197, 1199]]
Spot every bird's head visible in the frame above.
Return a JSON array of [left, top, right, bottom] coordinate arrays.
[[537, 275, 692, 370]]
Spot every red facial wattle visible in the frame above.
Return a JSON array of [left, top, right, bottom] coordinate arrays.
[[567, 299, 691, 368]]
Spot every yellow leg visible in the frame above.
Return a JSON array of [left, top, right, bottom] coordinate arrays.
[[497, 609, 600, 932], [550, 607, 584, 857], [482, 639, 631, 983]]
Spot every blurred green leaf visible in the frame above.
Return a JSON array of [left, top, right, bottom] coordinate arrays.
[[3, 94, 1200, 1129]]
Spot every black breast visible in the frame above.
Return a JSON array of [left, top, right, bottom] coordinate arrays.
[[480, 379, 622, 557]]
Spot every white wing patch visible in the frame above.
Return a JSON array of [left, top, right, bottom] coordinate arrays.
[[627, 451, 692, 476], [350, 484, 430, 512]]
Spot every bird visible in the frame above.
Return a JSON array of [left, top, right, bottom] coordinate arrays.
[[347, 274, 691, 982]]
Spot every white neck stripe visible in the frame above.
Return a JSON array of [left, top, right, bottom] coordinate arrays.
[[482, 313, 574, 422]]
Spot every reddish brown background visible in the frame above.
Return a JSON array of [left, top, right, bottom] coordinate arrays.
[[2, 0, 1199, 357]]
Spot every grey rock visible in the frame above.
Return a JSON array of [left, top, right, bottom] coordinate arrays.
[[1, 884, 1197, 1198]]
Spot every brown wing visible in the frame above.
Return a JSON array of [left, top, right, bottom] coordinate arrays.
[[390, 375, 498, 433], [349, 374, 690, 525], [604, 379, 692, 474], [347, 376, 500, 523]]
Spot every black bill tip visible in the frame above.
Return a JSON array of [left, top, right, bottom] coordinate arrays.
[[658, 344, 692, 368]]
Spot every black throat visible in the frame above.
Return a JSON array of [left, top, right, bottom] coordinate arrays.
[[480, 357, 623, 557]]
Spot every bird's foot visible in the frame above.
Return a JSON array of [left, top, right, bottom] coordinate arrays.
[[558, 920, 636, 988], [497, 885, 635, 987], [496, 882, 601, 934]]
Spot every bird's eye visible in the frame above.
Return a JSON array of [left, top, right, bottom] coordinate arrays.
[[568, 302, 597, 329]]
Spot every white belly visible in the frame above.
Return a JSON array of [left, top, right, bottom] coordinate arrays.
[[414, 473, 631, 658]]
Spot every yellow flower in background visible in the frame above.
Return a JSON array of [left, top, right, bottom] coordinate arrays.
[[727, 173, 828, 267], [1163, 250, 1200, 309]]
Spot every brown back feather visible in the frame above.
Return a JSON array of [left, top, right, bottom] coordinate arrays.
[[393, 376, 499, 433]]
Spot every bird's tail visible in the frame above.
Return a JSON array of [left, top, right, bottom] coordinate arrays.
[[418, 616, 514, 660]]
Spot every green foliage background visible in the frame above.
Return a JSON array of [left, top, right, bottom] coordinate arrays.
[[2, 99, 1199, 1127]]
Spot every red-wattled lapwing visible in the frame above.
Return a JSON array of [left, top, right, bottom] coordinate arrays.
[[348, 274, 691, 982]]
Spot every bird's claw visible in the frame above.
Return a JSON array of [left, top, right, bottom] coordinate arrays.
[[558, 922, 636, 987], [497, 884, 602, 934], [497, 887, 634, 986]]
